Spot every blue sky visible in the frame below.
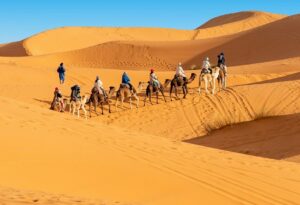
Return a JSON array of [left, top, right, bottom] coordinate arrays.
[[1, 0, 299, 43]]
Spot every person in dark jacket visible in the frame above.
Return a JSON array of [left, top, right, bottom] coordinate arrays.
[[57, 63, 66, 84], [70, 85, 81, 102], [218, 53, 226, 67], [122, 72, 133, 91], [218, 52, 227, 76]]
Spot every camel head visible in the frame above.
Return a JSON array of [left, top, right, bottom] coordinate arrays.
[[137, 82, 146, 94], [108, 86, 116, 97], [163, 79, 171, 88], [187, 73, 197, 84]]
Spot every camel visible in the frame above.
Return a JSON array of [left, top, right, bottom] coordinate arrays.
[[198, 67, 224, 95], [89, 86, 116, 117], [142, 79, 171, 106], [169, 73, 197, 101], [219, 64, 227, 89], [115, 83, 143, 110], [70, 95, 88, 119], [50, 91, 68, 112]]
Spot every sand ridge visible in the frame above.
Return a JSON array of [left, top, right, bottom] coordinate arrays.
[[0, 10, 300, 205]]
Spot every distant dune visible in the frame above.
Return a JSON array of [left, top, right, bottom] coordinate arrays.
[[193, 11, 285, 40], [193, 14, 300, 66], [0, 11, 285, 58]]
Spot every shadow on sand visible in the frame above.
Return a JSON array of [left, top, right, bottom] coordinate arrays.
[[185, 113, 300, 161]]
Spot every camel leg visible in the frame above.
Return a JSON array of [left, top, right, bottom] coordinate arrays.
[[77, 106, 80, 118], [101, 102, 104, 115], [174, 86, 179, 100], [129, 97, 133, 109], [121, 96, 125, 110], [160, 88, 166, 102], [108, 101, 112, 113], [170, 84, 173, 101], [156, 92, 159, 104], [205, 79, 209, 94], [149, 90, 153, 105], [198, 76, 202, 94], [144, 92, 147, 106], [210, 80, 214, 94], [82, 106, 87, 120], [115, 98, 119, 112], [135, 95, 139, 108], [89, 101, 92, 118], [212, 78, 216, 95], [183, 85, 187, 99], [72, 104, 76, 116]]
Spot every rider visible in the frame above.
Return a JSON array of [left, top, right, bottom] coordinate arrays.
[[94, 76, 107, 98], [176, 62, 187, 82], [70, 85, 81, 102], [149, 69, 160, 88], [202, 57, 212, 74], [122, 72, 133, 92], [50, 87, 64, 112], [218, 52, 227, 76]]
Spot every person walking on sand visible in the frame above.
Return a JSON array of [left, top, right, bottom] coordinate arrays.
[[57, 63, 66, 84]]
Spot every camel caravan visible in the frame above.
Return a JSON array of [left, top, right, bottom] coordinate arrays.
[[50, 53, 228, 119]]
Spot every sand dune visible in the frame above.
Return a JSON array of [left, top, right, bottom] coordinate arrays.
[[194, 11, 285, 39], [192, 14, 300, 66], [0, 11, 283, 57], [0, 13, 297, 71], [0, 10, 300, 205], [0, 41, 28, 56]]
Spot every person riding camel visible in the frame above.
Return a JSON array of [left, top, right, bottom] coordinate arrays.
[[94, 76, 107, 98], [176, 62, 187, 82], [70, 85, 81, 102], [149, 69, 160, 88], [50, 87, 65, 112], [201, 57, 212, 74], [218, 52, 227, 76], [122, 72, 133, 92]]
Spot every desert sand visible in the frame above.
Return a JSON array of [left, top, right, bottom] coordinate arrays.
[[0, 11, 300, 205]]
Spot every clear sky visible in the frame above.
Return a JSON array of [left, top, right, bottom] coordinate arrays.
[[1, 0, 299, 43]]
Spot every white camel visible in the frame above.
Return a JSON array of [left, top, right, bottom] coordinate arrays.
[[198, 67, 221, 95], [69, 95, 88, 119]]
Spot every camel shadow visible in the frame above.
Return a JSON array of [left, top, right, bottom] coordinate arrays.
[[185, 113, 300, 161], [34, 98, 52, 106]]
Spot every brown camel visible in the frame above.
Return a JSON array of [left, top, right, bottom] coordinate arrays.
[[218, 65, 227, 90], [142, 79, 171, 106], [89, 86, 115, 116], [169, 73, 197, 101], [115, 83, 142, 110]]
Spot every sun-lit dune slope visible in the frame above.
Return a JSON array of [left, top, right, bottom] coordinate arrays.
[[190, 14, 300, 66], [1, 63, 300, 204], [193, 11, 285, 39], [0, 41, 28, 56], [0, 35, 235, 70], [4, 11, 282, 57], [23, 27, 194, 56]]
